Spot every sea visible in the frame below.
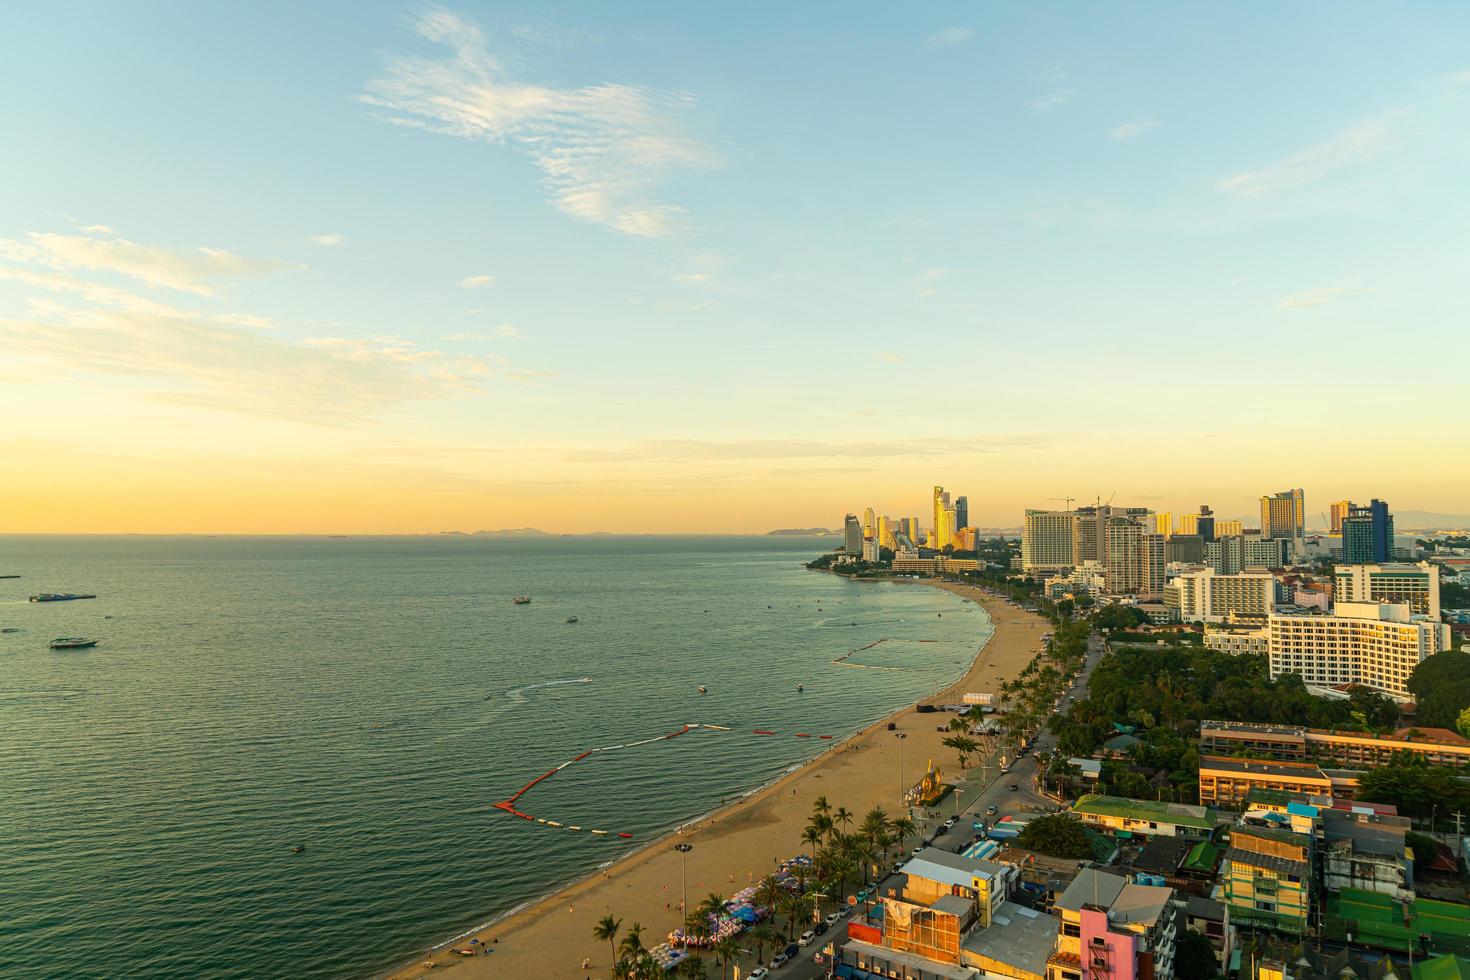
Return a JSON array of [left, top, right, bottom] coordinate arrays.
[[0, 535, 992, 979]]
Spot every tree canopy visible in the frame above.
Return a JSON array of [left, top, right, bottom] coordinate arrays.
[[1406, 651, 1470, 729], [1014, 813, 1093, 858], [1356, 753, 1470, 819]]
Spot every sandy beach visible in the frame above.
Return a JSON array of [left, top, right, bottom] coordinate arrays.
[[389, 581, 1048, 980]]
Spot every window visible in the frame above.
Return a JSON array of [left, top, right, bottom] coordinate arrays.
[[1064, 923, 1081, 937]]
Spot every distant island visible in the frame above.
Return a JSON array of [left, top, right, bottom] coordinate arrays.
[[766, 528, 838, 536], [438, 528, 553, 537]]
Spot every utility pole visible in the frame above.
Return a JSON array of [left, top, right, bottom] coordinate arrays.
[[895, 732, 908, 816]]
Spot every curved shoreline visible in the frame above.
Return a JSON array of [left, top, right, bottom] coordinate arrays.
[[386, 580, 1047, 980]]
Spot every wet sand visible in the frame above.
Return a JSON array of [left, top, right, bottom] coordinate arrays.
[[389, 582, 1048, 979]]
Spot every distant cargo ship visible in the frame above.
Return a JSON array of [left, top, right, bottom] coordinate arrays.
[[30, 593, 97, 602]]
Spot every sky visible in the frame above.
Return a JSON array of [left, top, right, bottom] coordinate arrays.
[[1, 2, 1467, 534]]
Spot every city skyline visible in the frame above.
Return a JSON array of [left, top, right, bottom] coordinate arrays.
[[3, 3, 1470, 533]]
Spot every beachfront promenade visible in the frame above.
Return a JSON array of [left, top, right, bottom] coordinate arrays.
[[392, 583, 1050, 980]]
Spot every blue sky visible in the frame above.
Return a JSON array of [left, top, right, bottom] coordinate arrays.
[[1, 3, 1467, 532]]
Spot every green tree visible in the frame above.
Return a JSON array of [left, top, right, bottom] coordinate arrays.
[[942, 734, 980, 768], [593, 915, 622, 976], [1356, 754, 1470, 819], [677, 954, 709, 979], [1406, 831, 1440, 870], [748, 923, 780, 963], [1175, 929, 1221, 979], [1459, 706, 1470, 740], [1014, 813, 1093, 859], [712, 936, 739, 980], [1406, 651, 1470, 728]]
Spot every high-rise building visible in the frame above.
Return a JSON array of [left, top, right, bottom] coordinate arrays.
[[1330, 500, 1352, 533], [954, 496, 969, 532], [1104, 517, 1165, 595], [937, 507, 957, 552], [876, 515, 895, 550], [1260, 489, 1306, 551], [1195, 505, 1216, 543], [1206, 533, 1288, 574], [843, 514, 863, 554], [902, 517, 919, 545], [862, 507, 876, 539], [1165, 569, 1275, 623], [1022, 509, 1074, 573], [1155, 512, 1173, 538], [1164, 534, 1205, 564], [1177, 513, 1198, 536], [1215, 519, 1243, 537], [1341, 499, 1393, 564], [1268, 603, 1450, 698], [1333, 562, 1439, 619], [931, 486, 951, 551]]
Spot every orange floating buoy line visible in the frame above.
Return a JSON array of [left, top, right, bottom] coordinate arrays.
[[491, 722, 838, 838]]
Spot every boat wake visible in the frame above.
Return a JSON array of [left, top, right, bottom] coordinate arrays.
[[500, 677, 593, 705]]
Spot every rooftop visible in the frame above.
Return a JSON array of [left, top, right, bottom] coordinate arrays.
[[1199, 755, 1330, 780], [960, 901, 1057, 978], [843, 938, 974, 980], [1072, 794, 1217, 830], [1224, 845, 1309, 878], [1056, 868, 1127, 913], [898, 849, 1007, 890]]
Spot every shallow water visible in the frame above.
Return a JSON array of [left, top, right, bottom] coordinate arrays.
[[0, 535, 990, 978]]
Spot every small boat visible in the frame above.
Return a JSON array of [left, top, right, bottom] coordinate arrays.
[[565, 616, 578, 624], [796, 684, 804, 692], [49, 637, 99, 649], [697, 685, 707, 694], [512, 596, 531, 605], [291, 845, 306, 854], [1, 627, 19, 634], [30, 593, 97, 602]]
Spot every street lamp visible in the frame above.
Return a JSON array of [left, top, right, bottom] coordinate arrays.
[[674, 843, 693, 934], [894, 733, 908, 813]]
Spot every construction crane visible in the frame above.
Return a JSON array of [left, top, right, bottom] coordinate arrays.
[[1049, 497, 1075, 511]]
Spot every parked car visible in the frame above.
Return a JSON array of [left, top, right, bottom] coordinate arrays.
[[799, 929, 816, 947], [813, 920, 828, 935], [769, 953, 789, 969], [942, 817, 957, 829], [749, 970, 770, 980], [824, 910, 844, 925], [986, 805, 998, 816]]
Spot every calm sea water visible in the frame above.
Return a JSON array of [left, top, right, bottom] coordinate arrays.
[[0, 535, 991, 979]]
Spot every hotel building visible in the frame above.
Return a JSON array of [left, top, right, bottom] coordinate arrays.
[[1165, 569, 1275, 623], [1332, 562, 1440, 619], [1199, 720, 1470, 770], [1023, 509, 1075, 573], [1260, 489, 1306, 553], [1267, 603, 1451, 698]]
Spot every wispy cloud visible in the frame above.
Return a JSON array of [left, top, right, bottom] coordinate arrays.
[[1108, 117, 1159, 141], [309, 233, 346, 246], [0, 228, 285, 296], [1029, 89, 1075, 112], [363, 7, 715, 237], [444, 324, 523, 340], [1219, 111, 1401, 197], [926, 26, 972, 47], [458, 274, 495, 288], [672, 272, 710, 283], [0, 225, 543, 422], [877, 351, 904, 364], [1278, 286, 1357, 310], [912, 267, 948, 299]]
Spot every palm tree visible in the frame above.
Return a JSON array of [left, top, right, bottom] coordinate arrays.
[[683, 909, 712, 948], [812, 795, 832, 820], [696, 892, 726, 920], [755, 874, 783, 917], [833, 806, 854, 838], [893, 816, 916, 851], [593, 915, 622, 976], [618, 921, 646, 967], [677, 954, 709, 980], [749, 922, 780, 963], [712, 936, 739, 980], [800, 824, 823, 855]]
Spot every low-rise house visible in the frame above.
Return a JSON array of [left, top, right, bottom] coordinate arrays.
[[1071, 794, 1218, 839], [1047, 868, 1179, 980]]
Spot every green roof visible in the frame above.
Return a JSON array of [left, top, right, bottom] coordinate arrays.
[[1071, 794, 1217, 830], [1243, 787, 1292, 808], [1417, 955, 1470, 980], [1183, 841, 1219, 872]]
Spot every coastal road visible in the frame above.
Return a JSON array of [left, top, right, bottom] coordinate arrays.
[[765, 631, 1109, 979]]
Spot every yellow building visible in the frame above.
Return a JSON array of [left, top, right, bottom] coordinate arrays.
[[1221, 827, 1312, 934], [881, 851, 1017, 964], [1216, 519, 1244, 537], [1197, 755, 1355, 806], [1156, 512, 1173, 538]]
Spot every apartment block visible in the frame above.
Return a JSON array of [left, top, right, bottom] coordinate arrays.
[[1267, 603, 1451, 699], [1024, 509, 1076, 573], [1332, 562, 1440, 620], [1165, 569, 1275, 623], [1047, 868, 1177, 980], [1221, 827, 1312, 935], [1199, 720, 1470, 770]]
